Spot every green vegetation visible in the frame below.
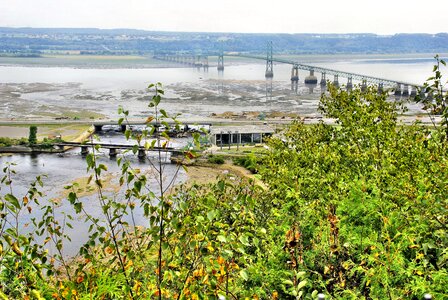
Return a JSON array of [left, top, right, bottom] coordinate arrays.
[[1, 60, 447, 299], [207, 154, 225, 164], [233, 153, 259, 173], [0, 137, 28, 147], [28, 125, 37, 145]]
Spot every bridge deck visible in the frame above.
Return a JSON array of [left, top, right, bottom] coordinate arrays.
[[57, 142, 180, 152]]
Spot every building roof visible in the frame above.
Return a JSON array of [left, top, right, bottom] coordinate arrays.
[[210, 125, 275, 135]]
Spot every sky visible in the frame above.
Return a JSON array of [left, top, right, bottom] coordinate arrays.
[[0, 0, 447, 35]]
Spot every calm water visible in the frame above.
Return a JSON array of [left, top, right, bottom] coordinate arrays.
[[1, 54, 446, 257]]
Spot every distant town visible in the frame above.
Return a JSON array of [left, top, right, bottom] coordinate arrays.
[[1, 27, 448, 55]]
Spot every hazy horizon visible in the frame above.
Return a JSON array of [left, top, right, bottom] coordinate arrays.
[[1, 26, 447, 36], [1, 0, 447, 35]]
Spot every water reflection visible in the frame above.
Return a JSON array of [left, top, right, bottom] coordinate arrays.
[[265, 78, 273, 101], [305, 83, 317, 94], [291, 81, 298, 94], [217, 70, 224, 94]]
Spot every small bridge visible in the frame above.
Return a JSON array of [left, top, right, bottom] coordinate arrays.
[[91, 121, 212, 134], [56, 141, 185, 160]]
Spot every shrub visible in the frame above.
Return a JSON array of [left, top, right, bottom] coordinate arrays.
[[207, 154, 225, 164]]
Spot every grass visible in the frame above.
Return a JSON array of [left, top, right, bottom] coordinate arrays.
[[0, 124, 92, 141]]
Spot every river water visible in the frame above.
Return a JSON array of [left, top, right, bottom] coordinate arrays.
[[0, 54, 446, 257]]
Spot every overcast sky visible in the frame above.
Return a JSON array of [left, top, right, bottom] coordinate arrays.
[[0, 0, 447, 34]]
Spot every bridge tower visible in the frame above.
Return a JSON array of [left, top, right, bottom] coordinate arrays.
[[217, 51, 224, 71], [265, 41, 274, 78], [291, 64, 299, 81]]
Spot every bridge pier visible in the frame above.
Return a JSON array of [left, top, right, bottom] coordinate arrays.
[[291, 81, 298, 93], [346, 77, 353, 90], [291, 65, 299, 81], [217, 53, 224, 71], [361, 79, 367, 92], [81, 146, 89, 156], [410, 86, 417, 97], [320, 72, 327, 86], [394, 83, 402, 96], [402, 84, 409, 97], [378, 83, 384, 94], [138, 149, 146, 160], [265, 41, 274, 78], [109, 148, 118, 158], [202, 56, 209, 69], [304, 70, 317, 84], [333, 74, 339, 88]]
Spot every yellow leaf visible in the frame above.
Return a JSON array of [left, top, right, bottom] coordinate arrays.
[[145, 116, 154, 124]]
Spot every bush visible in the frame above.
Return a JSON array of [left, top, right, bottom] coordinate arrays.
[[207, 154, 225, 164], [233, 153, 258, 173]]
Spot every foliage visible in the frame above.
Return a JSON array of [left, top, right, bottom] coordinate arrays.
[[207, 154, 225, 164], [28, 125, 37, 145], [0, 137, 28, 147], [233, 153, 259, 173], [260, 84, 447, 298]]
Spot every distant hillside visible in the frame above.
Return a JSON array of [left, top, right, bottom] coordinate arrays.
[[1, 27, 447, 55]]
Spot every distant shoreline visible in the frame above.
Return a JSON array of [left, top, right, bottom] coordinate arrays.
[[0, 52, 447, 70]]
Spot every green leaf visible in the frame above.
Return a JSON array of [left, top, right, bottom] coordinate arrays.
[[239, 235, 250, 246], [74, 202, 82, 213], [297, 280, 307, 290], [5, 194, 20, 209], [160, 109, 168, 118], [217, 235, 227, 243], [207, 210, 217, 221], [153, 95, 161, 106], [283, 279, 294, 286], [68, 192, 77, 203], [239, 269, 249, 281]]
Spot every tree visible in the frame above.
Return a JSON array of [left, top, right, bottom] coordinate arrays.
[[260, 84, 447, 298], [28, 125, 37, 145]]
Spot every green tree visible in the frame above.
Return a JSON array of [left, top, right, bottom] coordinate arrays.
[[28, 125, 37, 145], [260, 84, 447, 298]]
